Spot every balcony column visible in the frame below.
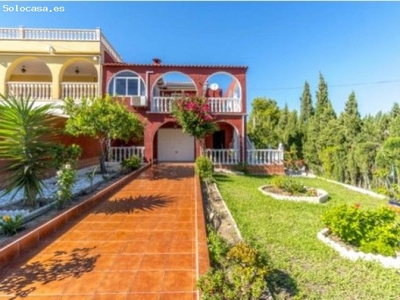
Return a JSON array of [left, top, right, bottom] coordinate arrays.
[[192, 74, 206, 97], [48, 64, 61, 100], [0, 64, 6, 96]]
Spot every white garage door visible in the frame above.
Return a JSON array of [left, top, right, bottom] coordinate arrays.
[[157, 129, 195, 162]]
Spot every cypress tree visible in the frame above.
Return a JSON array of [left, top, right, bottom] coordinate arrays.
[[315, 73, 336, 123], [299, 81, 314, 129], [341, 91, 362, 141]]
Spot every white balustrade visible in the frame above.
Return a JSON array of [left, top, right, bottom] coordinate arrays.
[[205, 149, 239, 165], [0, 27, 97, 40], [247, 149, 284, 165], [109, 146, 145, 163], [151, 97, 175, 113], [0, 27, 122, 62], [6, 82, 52, 101], [0, 28, 19, 39], [207, 97, 241, 113], [150, 97, 242, 113], [61, 83, 98, 100]]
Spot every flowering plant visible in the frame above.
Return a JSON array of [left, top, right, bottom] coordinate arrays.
[[0, 214, 23, 235], [172, 95, 218, 151], [56, 163, 77, 208]]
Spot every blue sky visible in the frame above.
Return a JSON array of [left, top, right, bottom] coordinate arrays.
[[1, 1, 400, 116]]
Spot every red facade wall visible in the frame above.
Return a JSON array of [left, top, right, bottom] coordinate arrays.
[[102, 64, 247, 163]]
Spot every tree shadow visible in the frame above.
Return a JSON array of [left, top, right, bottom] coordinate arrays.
[[0, 247, 100, 299], [93, 194, 174, 215], [213, 173, 233, 182], [244, 174, 274, 180], [267, 268, 299, 298]]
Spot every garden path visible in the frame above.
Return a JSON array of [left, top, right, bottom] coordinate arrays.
[[0, 163, 209, 300]]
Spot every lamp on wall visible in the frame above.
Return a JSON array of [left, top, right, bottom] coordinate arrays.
[[75, 67, 80, 74], [21, 65, 26, 73]]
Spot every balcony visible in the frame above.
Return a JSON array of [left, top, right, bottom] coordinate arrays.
[[150, 96, 242, 114], [0, 27, 122, 62], [6, 82, 99, 102]]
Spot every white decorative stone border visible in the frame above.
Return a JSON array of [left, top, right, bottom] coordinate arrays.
[[258, 185, 329, 203], [318, 228, 400, 269]]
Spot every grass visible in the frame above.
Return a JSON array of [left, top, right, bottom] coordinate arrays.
[[214, 173, 400, 299]]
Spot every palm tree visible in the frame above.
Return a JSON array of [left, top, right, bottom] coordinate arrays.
[[0, 95, 58, 207]]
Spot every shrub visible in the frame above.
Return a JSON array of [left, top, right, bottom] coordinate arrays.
[[0, 214, 23, 235], [51, 144, 82, 169], [56, 163, 77, 209], [196, 156, 214, 183], [321, 204, 400, 256], [0, 95, 58, 207], [197, 241, 270, 300], [207, 225, 230, 266], [271, 175, 307, 195], [120, 155, 141, 172]]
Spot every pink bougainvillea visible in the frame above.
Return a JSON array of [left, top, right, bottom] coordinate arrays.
[[172, 95, 218, 151]]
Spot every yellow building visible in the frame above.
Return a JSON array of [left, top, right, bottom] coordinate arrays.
[[0, 26, 122, 111]]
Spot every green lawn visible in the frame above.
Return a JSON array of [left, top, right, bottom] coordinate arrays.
[[214, 173, 400, 299]]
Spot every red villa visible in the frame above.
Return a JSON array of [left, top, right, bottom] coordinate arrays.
[[103, 59, 248, 166]]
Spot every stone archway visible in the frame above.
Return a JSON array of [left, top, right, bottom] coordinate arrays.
[[60, 58, 98, 100], [6, 57, 52, 100]]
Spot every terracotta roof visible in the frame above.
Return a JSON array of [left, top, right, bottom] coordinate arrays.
[[103, 62, 248, 69]]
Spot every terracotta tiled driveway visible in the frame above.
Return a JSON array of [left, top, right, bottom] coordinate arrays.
[[0, 164, 209, 300]]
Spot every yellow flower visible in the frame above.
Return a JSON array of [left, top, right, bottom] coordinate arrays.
[[2, 215, 11, 222]]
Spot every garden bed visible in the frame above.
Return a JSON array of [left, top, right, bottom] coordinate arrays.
[[317, 228, 400, 269], [0, 163, 144, 247], [0, 164, 121, 224], [258, 185, 329, 203]]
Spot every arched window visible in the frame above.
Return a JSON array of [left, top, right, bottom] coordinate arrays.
[[108, 71, 145, 96]]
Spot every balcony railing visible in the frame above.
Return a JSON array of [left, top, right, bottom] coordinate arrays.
[[151, 97, 174, 113], [208, 97, 241, 113], [247, 149, 284, 165], [61, 83, 98, 100], [6, 82, 52, 101], [205, 149, 239, 165], [108, 146, 145, 163], [151, 96, 242, 113], [0, 27, 122, 62]]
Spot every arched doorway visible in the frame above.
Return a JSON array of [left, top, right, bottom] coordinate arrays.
[[205, 121, 240, 165]]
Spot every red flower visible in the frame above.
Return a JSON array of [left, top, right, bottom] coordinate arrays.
[[354, 203, 360, 209], [204, 115, 212, 121]]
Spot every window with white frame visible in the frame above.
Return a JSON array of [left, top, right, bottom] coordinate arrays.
[[108, 71, 145, 96]]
